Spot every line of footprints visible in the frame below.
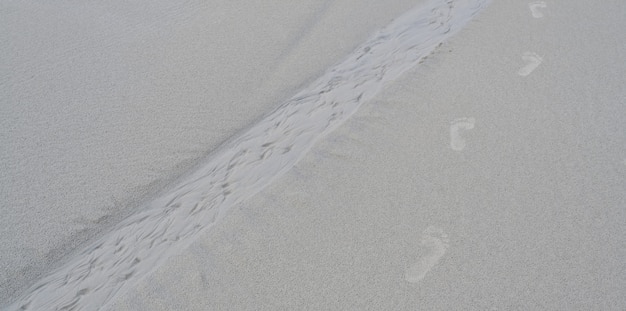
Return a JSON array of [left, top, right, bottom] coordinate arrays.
[[406, 3, 548, 284], [448, 1, 547, 152], [519, 1, 547, 77]]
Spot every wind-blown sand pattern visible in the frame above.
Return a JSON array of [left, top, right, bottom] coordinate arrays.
[[4, 0, 489, 309]]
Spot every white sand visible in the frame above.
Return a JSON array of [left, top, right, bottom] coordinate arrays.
[[107, 0, 625, 310], [4, 0, 490, 308], [2, 0, 625, 309], [1, 0, 421, 306]]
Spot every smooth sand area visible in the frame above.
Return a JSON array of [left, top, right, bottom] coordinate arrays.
[[0, 0, 420, 303], [108, 0, 626, 310]]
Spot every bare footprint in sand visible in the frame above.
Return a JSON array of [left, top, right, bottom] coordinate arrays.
[[518, 52, 543, 76], [405, 226, 449, 283], [529, 1, 547, 18], [450, 117, 475, 151]]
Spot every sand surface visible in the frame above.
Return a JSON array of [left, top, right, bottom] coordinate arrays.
[[109, 0, 626, 309], [1, 0, 421, 305], [2, 0, 626, 309]]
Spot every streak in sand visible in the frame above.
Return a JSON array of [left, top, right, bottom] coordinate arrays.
[[5, 0, 489, 309]]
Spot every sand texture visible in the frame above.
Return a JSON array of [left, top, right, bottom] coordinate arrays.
[[110, 0, 626, 309], [2, 0, 626, 309], [1, 0, 421, 304]]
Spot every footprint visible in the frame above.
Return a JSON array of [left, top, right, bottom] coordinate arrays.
[[518, 52, 543, 76], [529, 1, 547, 18], [405, 226, 450, 283], [450, 117, 475, 151]]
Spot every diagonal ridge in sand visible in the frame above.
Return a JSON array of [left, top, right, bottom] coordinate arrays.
[[4, 0, 489, 310]]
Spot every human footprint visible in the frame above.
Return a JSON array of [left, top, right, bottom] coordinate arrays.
[[529, 1, 547, 18], [518, 52, 543, 76], [405, 226, 450, 283], [450, 117, 475, 151]]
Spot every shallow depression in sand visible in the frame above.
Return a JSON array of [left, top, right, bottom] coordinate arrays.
[[405, 226, 450, 283]]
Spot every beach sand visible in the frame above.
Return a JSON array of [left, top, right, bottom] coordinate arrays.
[[3, 0, 626, 309], [1, 0, 419, 304], [109, 0, 626, 309]]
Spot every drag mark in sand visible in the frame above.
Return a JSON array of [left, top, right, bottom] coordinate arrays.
[[405, 226, 449, 283], [518, 52, 543, 76], [4, 1, 489, 310], [450, 117, 475, 151], [529, 1, 547, 18]]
